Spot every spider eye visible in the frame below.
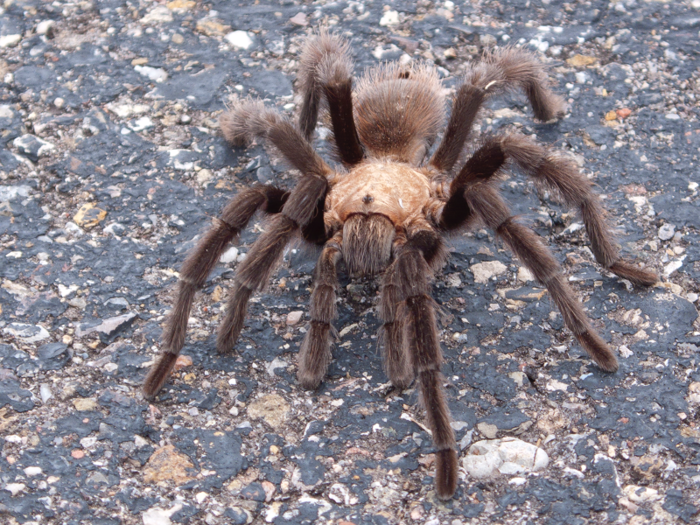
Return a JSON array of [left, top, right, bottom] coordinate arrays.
[[398, 71, 410, 80]]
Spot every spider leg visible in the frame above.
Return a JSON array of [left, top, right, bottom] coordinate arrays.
[[499, 134, 658, 286], [143, 185, 288, 399], [298, 233, 342, 389], [220, 99, 332, 179], [393, 230, 457, 500], [430, 48, 565, 173], [297, 31, 364, 166], [440, 137, 657, 286], [463, 182, 618, 372], [379, 260, 413, 389], [217, 174, 330, 352]]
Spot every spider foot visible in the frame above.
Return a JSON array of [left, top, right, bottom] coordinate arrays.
[[435, 448, 459, 500], [608, 260, 659, 287], [576, 331, 618, 373], [143, 352, 179, 400]]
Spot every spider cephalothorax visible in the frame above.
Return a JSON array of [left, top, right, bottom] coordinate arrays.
[[143, 32, 657, 500]]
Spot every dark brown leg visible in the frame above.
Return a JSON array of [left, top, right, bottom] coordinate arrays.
[[430, 48, 565, 173], [464, 182, 618, 372], [297, 233, 342, 389], [220, 99, 331, 179], [393, 231, 457, 500], [499, 134, 658, 286], [143, 186, 288, 399], [297, 31, 364, 166], [379, 261, 413, 389], [217, 175, 330, 352]]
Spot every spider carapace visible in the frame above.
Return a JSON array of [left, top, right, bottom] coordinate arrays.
[[143, 32, 657, 500]]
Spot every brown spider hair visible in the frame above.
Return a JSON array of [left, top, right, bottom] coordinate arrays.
[[143, 31, 657, 500]]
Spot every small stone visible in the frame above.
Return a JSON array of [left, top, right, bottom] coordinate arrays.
[[135, 65, 168, 83], [196, 18, 230, 37], [289, 12, 308, 26], [446, 273, 462, 287], [73, 203, 107, 229], [658, 223, 675, 241], [142, 504, 183, 525], [665, 113, 680, 120], [605, 110, 618, 121], [167, 0, 195, 10], [220, 247, 239, 263], [286, 311, 303, 325], [247, 394, 290, 428], [13, 134, 55, 161], [129, 116, 155, 132], [40, 384, 53, 403], [141, 6, 174, 24], [171, 33, 184, 44], [71, 449, 85, 459], [462, 437, 549, 479], [54, 97, 65, 109], [566, 54, 597, 67], [616, 108, 632, 119], [470, 261, 507, 284], [4, 483, 26, 496], [173, 355, 193, 371], [0, 35, 21, 48], [517, 267, 534, 283], [380, 10, 400, 27], [73, 398, 99, 411], [143, 445, 196, 485], [2, 323, 50, 343], [75, 311, 137, 338], [265, 357, 287, 377], [225, 31, 254, 50], [36, 20, 55, 36], [663, 259, 683, 278], [575, 71, 587, 84], [23, 466, 42, 477], [477, 422, 498, 439]]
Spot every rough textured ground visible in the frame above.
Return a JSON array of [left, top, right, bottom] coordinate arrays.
[[1, 0, 699, 524]]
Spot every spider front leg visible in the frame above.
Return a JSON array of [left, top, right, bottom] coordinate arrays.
[[298, 31, 364, 166], [379, 260, 413, 389], [393, 230, 458, 500], [297, 233, 342, 389], [143, 185, 288, 399]]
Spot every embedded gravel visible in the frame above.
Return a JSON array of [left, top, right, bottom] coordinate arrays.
[[1, 1, 699, 524]]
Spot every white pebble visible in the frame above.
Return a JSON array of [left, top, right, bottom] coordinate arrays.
[[379, 10, 400, 27], [658, 223, 675, 241], [37, 20, 55, 35], [135, 65, 168, 83], [24, 466, 43, 477], [225, 30, 254, 50], [220, 247, 239, 264], [5, 483, 26, 496], [575, 72, 587, 84], [0, 35, 21, 48]]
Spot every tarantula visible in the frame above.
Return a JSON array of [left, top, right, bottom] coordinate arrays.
[[143, 33, 657, 499]]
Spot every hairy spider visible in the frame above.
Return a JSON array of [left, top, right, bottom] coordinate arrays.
[[143, 33, 657, 500]]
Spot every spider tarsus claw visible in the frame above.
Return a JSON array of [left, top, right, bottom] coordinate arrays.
[[435, 448, 459, 500], [608, 261, 659, 287], [142, 352, 179, 400], [576, 331, 618, 373], [297, 373, 323, 391]]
